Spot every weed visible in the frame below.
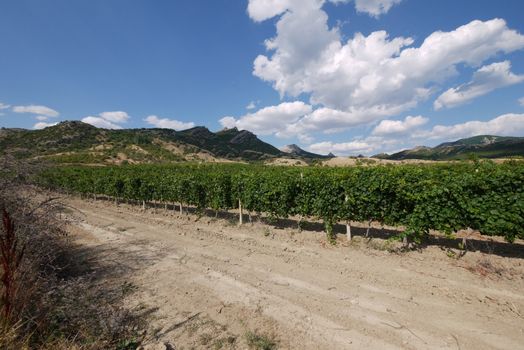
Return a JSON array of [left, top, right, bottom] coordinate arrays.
[[121, 281, 138, 296], [214, 335, 236, 349], [0, 210, 25, 324], [467, 257, 506, 278], [367, 238, 395, 252], [214, 338, 225, 349], [444, 247, 466, 260], [245, 331, 277, 350], [200, 333, 213, 345], [0, 155, 148, 349]]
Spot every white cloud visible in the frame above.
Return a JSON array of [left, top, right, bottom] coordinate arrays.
[[246, 101, 257, 110], [417, 113, 524, 140], [220, 101, 312, 137], [372, 115, 428, 136], [308, 140, 373, 155], [99, 111, 130, 123], [307, 134, 403, 156], [81, 116, 123, 129], [308, 113, 524, 156], [81, 110, 131, 129], [246, 0, 524, 138], [255, 15, 524, 112], [293, 102, 416, 135], [144, 115, 195, 130], [247, 0, 294, 22], [247, 0, 400, 22], [243, 1, 524, 147], [35, 116, 49, 121], [222, 100, 417, 142], [435, 61, 524, 110], [298, 133, 315, 144], [13, 104, 59, 117], [354, 0, 401, 18], [519, 97, 524, 106], [33, 122, 58, 130], [0, 102, 10, 110]]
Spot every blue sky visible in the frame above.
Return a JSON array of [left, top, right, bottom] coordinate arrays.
[[1, 0, 524, 155]]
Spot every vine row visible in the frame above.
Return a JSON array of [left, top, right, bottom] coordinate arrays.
[[38, 161, 524, 243]]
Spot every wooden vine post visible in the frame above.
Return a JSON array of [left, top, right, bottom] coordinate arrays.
[[39, 162, 524, 245], [345, 194, 351, 241], [239, 199, 243, 225]]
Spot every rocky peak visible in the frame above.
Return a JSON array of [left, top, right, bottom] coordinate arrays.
[[229, 130, 256, 144], [281, 144, 302, 154]]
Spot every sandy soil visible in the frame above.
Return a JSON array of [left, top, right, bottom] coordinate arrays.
[[321, 157, 440, 167], [62, 196, 524, 350], [265, 158, 308, 166]]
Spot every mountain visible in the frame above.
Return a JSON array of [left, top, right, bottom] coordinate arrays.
[[374, 135, 524, 160], [0, 121, 284, 164], [280, 144, 334, 159]]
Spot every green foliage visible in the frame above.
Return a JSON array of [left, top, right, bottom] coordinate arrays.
[[0, 121, 283, 164], [38, 160, 524, 243], [382, 135, 524, 160]]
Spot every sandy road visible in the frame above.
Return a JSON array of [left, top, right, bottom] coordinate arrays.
[[64, 197, 524, 349]]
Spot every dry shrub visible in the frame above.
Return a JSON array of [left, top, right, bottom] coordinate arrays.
[[466, 257, 506, 278], [0, 209, 25, 324], [0, 156, 147, 349]]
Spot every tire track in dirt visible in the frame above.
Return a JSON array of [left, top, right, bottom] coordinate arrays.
[[66, 198, 524, 349]]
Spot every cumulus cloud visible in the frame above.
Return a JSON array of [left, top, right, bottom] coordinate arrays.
[[144, 115, 195, 130], [354, 0, 401, 17], [13, 104, 59, 117], [33, 121, 58, 130], [219, 101, 312, 137], [247, 0, 400, 21], [372, 115, 428, 136], [81, 116, 123, 129], [255, 14, 524, 113], [0, 102, 10, 110], [308, 113, 524, 156], [308, 140, 374, 155], [81, 110, 131, 129], [99, 111, 130, 123], [245, 0, 524, 138], [247, 0, 294, 22], [417, 113, 524, 140], [307, 134, 403, 155], [520, 97, 524, 106], [434, 61, 524, 110]]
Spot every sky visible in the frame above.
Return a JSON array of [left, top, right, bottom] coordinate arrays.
[[1, 0, 524, 156]]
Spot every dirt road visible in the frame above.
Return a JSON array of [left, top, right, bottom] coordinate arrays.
[[64, 197, 524, 349]]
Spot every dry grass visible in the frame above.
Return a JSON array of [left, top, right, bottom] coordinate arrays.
[[0, 156, 148, 349], [245, 331, 278, 350], [466, 256, 507, 278]]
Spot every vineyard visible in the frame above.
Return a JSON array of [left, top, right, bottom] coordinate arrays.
[[39, 161, 524, 243]]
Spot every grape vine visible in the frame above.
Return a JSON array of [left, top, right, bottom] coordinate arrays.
[[38, 161, 524, 243]]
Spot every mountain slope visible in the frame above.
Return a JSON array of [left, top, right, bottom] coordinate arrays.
[[375, 135, 524, 160], [0, 121, 284, 163], [280, 144, 334, 159]]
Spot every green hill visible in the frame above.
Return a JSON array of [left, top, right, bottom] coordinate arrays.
[[0, 121, 286, 164], [374, 135, 524, 160]]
